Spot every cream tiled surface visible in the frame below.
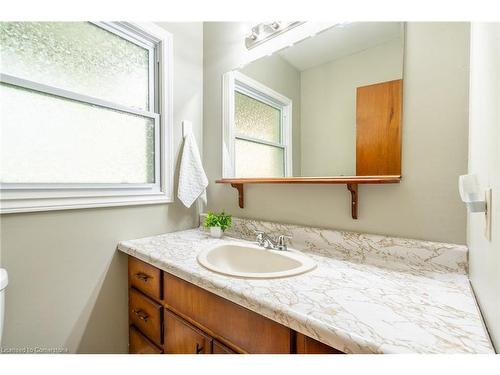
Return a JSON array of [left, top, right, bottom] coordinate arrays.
[[118, 218, 493, 353]]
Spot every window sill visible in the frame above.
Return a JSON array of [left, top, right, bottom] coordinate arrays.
[[0, 193, 173, 214]]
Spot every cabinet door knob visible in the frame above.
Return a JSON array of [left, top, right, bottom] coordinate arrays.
[[135, 272, 150, 282], [196, 343, 203, 354], [132, 309, 149, 322]]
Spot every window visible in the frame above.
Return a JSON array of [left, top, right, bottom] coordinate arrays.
[[222, 72, 292, 178], [0, 22, 173, 213]]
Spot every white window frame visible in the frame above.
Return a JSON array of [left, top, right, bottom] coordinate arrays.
[[222, 71, 292, 178], [0, 22, 174, 214]]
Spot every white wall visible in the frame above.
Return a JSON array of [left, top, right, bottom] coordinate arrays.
[[239, 54, 302, 175], [204, 22, 470, 244], [467, 22, 500, 351], [300, 39, 403, 176], [0, 22, 204, 353]]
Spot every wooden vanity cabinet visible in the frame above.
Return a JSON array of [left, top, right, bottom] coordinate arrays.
[[128, 256, 343, 354]]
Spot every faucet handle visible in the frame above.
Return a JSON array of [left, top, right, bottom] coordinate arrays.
[[277, 235, 292, 250], [254, 230, 264, 244], [277, 234, 291, 243]]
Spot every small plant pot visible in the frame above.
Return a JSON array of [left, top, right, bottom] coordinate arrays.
[[209, 227, 223, 238]]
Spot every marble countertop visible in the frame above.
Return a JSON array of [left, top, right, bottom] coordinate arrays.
[[118, 228, 494, 354]]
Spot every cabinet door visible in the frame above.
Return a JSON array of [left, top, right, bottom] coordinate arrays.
[[213, 340, 236, 354], [164, 272, 291, 353], [164, 310, 212, 354], [129, 326, 162, 354]]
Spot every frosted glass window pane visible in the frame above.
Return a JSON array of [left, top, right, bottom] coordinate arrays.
[[0, 22, 149, 110], [0, 83, 155, 184], [235, 139, 284, 177], [235, 91, 280, 143]]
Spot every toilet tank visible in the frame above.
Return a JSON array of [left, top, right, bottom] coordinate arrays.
[[0, 268, 8, 345]]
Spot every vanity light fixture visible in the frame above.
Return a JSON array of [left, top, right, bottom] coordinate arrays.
[[245, 21, 304, 49]]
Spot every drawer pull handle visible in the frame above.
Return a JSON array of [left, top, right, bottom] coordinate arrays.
[[196, 343, 203, 354], [135, 272, 151, 282], [132, 309, 149, 322]]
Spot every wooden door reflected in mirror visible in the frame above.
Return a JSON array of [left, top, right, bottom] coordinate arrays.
[[356, 79, 402, 175]]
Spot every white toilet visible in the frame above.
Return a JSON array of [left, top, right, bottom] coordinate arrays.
[[0, 268, 8, 345]]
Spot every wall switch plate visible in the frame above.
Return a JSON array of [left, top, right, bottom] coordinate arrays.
[[485, 188, 492, 241]]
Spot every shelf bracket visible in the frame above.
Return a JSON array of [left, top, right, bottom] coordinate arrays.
[[230, 183, 244, 208], [346, 183, 358, 219]]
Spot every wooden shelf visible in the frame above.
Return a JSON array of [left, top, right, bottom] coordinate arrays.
[[215, 175, 401, 219]]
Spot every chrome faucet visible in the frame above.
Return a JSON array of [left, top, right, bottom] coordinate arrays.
[[255, 231, 291, 251]]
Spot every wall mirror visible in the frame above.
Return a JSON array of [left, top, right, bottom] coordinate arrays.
[[221, 22, 405, 179]]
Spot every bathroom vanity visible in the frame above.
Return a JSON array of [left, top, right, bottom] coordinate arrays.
[[127, 256, 340, 354], [118, 217, 494, 354]]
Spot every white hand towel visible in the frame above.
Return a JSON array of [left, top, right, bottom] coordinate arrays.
[[178, 132, 208, 208]]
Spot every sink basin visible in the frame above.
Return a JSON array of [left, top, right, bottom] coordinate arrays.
[[197, 242, 316, 279]]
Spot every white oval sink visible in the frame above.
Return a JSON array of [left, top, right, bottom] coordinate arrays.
[[197, 242, 316, 279]]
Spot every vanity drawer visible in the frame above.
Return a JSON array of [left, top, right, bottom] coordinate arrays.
[[129, 288, 163, 346], [129, 326, 163, 354], [163, 272, 291, 353], [164, 309, 212, 354], [128, 256, 162, 300]]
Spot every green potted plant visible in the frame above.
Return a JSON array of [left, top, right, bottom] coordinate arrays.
[[203, 211, 232, 238]]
